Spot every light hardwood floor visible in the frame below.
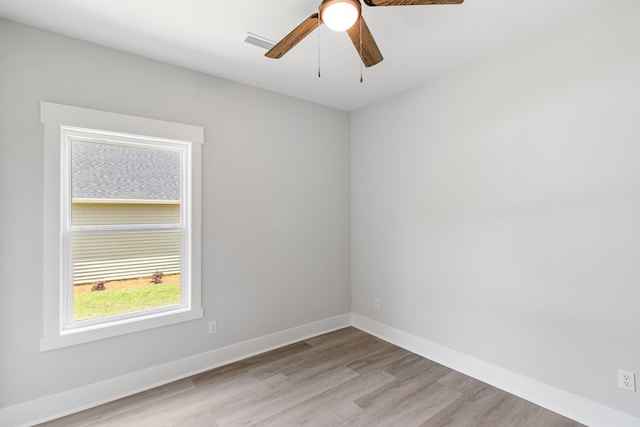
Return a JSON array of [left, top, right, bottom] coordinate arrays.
[[39, 327, 583, 426]]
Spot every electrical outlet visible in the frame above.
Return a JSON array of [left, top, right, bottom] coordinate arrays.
[[618, 369, 636, 392], [374, 298, 380, 310], [208, 320, 217, 335]]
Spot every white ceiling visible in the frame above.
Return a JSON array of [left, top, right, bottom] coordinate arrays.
[[0, 0, 618, 111]]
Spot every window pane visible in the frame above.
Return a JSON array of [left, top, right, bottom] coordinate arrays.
[[72, 231, 181, 321], [71, 141, 181, 226]]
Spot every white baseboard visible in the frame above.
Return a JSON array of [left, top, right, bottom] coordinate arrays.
[[351, 313, 640, 427], [0, 313, 351, 427]]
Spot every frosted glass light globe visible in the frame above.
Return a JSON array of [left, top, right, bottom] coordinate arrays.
[[321, 1, 359, 32]]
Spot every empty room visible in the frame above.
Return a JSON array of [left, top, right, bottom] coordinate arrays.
[[0, 0, 638, 426]]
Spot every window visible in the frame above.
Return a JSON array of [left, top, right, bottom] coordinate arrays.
[[41, 102, 204, 351]]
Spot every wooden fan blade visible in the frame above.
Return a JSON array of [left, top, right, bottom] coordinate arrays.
[[265, 13, 320, 59], [346, 16, 383, 67], [363, 0, 463, 6]]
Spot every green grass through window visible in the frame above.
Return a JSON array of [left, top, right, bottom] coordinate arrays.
[[74, 282, 181, 320]]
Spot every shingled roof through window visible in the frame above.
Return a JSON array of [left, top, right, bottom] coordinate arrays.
[[72, 141, 180, 201]]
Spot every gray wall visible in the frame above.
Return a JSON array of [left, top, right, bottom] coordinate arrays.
[[351, 1, 640, 418], [0, 18, 350, 408]]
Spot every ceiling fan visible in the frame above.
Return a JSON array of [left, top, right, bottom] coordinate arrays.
[[265, 0, 464, 68]]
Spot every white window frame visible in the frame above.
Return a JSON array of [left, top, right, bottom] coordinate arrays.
[[41, 102, 204, 351]]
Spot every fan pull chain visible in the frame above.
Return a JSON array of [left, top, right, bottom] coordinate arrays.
[[359, 17, 364, 83], [317, 12, 321, 78]]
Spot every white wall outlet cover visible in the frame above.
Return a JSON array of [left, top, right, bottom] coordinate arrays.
[[208, 320, 217, 335], [618, 369, 636, 392]]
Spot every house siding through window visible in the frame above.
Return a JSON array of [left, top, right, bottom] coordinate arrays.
[[72, 202, 180, 284]]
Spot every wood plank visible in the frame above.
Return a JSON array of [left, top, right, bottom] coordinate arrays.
[[254, 370, 396, 426]]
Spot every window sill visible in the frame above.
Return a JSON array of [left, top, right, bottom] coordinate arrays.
[[40, 306, 203, 352]]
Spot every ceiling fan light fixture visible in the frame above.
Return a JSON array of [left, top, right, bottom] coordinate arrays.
[[320, 0, 361, 32]]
